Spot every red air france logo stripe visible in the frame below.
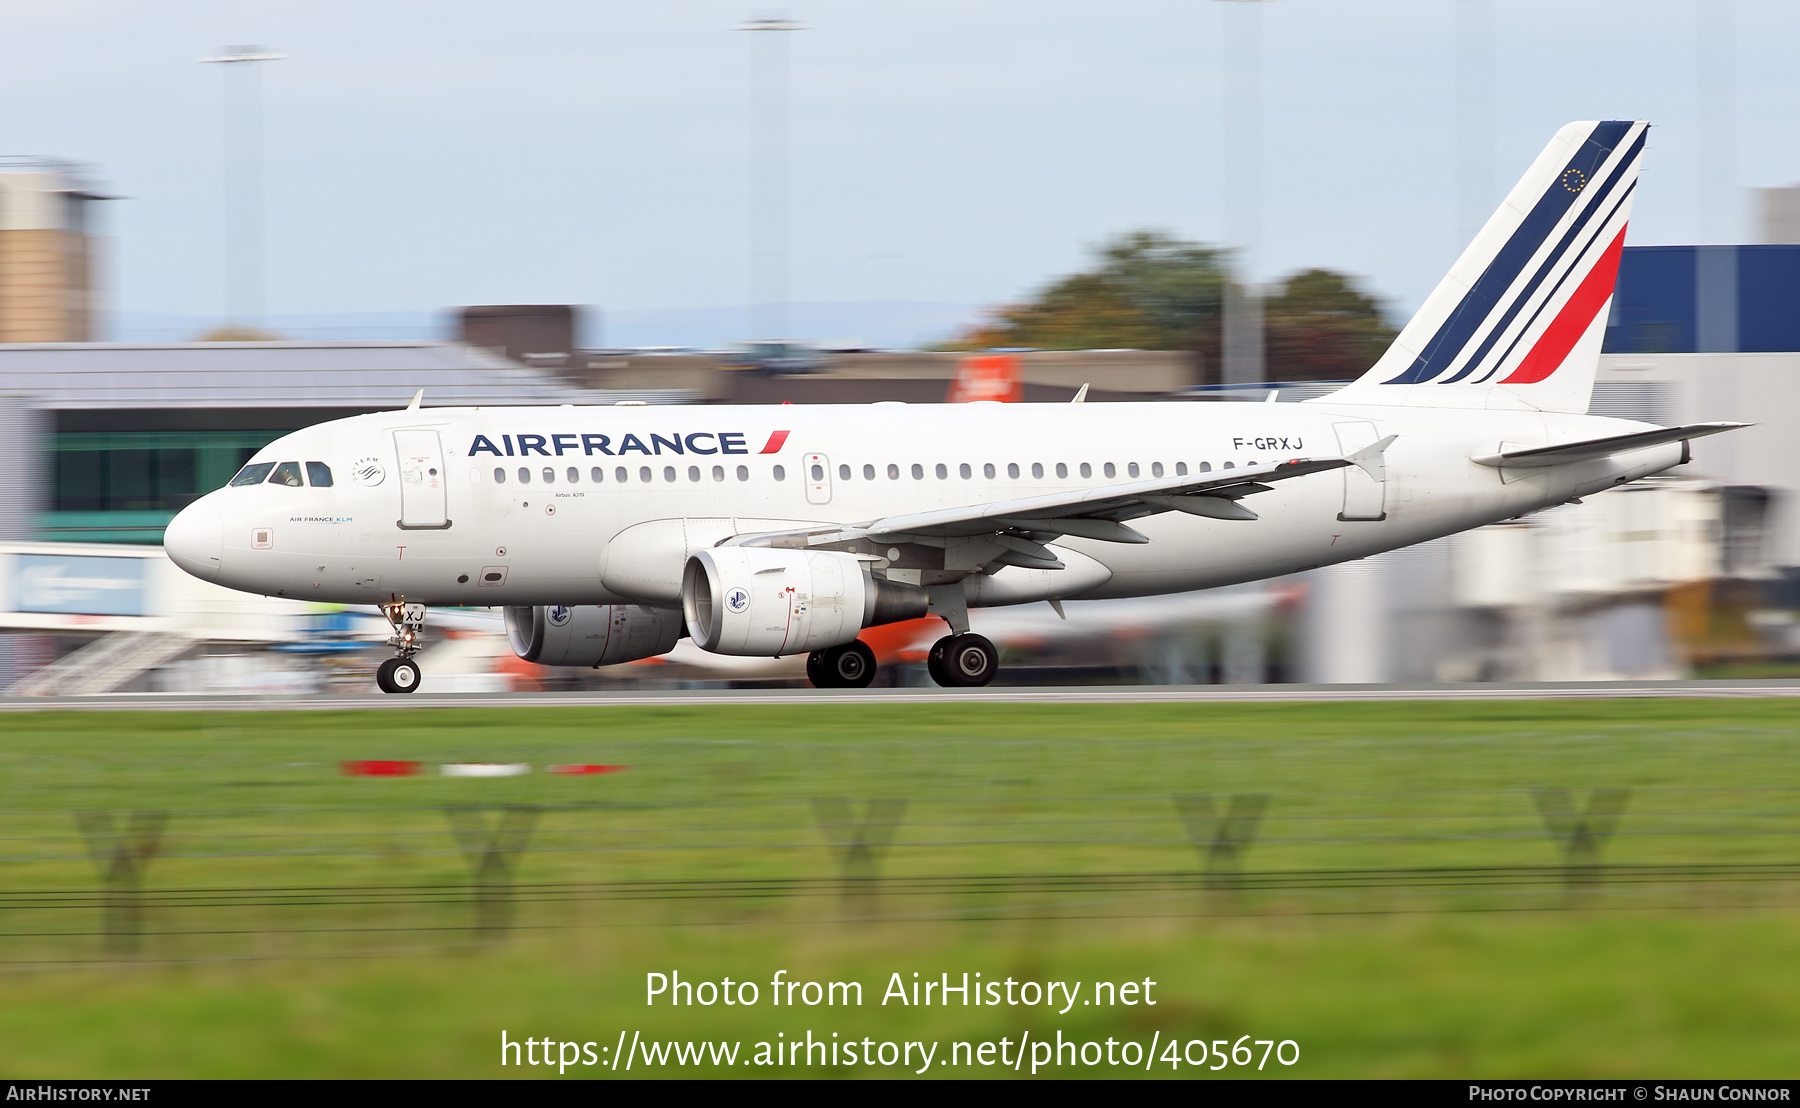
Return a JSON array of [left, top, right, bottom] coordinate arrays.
[[759, 430, 791, 454], [1500, 225, 1627, 385]]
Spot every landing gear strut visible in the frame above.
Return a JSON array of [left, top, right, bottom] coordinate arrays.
[[377, 600, 425, 694], [926, 633, 999, 687], [807, 639, 878, 689]]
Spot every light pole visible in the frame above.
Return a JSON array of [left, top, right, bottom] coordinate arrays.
[[1218, 1, 1269, 388], [740, 14, 802, 346], [1455, 0, 1495, 245], [202, 45, 282, 333], [1695, 0, 1737, 353]]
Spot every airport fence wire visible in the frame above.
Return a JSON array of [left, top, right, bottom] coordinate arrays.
[[1, 775, 1800, 966]]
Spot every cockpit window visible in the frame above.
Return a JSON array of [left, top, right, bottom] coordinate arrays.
[[305, 462, 333, 487], [229, 462, 276, 487], [268, 461, 305, 487]]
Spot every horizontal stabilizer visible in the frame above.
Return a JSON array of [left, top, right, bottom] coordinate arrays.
[[1470, 422, 1748, 468]]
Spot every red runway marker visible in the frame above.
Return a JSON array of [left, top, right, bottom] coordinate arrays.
[[342, 760, 424, 777], [548, 764, 628, 776]]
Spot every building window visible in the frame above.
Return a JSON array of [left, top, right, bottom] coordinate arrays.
[[306, 462, 333, 487]]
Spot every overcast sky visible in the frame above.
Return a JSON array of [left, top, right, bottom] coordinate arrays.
[[7, 1, 1799, 345]]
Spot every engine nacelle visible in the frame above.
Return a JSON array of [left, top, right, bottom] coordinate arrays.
[[682, 547, 929, 656], [503, 604, 682, 667]]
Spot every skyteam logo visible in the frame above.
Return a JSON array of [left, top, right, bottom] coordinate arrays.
[[725, 588, 750, 615], [547, 605, 573, 627]]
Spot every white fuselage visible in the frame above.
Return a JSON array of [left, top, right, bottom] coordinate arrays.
[[163, 400, 1681, 610]]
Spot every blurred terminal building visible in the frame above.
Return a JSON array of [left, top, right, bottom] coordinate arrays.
[[2, 155, 1800, 691]]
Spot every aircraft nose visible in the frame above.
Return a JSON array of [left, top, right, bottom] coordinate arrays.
[[164, 500, 224, 582]]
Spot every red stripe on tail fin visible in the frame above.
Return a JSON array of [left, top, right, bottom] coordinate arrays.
[[1500, 226, 1627, 385]]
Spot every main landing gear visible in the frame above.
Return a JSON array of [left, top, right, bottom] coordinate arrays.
[[926, 633, 999, 687], [377, 601, 425, 694], [806, 640, 877, 689]]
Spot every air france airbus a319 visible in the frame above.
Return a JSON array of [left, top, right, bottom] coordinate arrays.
[[164, 121, 1742, 693]]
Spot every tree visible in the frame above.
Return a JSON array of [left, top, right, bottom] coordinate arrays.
[[943, 231, 1228, 376], [944, 231, 1396, 385], [1263, 268, 1397, 382]]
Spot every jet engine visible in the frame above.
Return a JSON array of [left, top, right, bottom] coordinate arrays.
[[503, 604, 682, 667], [682, 547, 929, 656]]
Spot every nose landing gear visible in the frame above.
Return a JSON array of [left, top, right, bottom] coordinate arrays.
[[377, 601, 426, 694]]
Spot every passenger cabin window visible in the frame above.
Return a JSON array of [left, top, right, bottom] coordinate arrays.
[[863, 464, 876, 480], [960, 463, 972, 479], [1127, 462, 1139, 478], [306, 462, 334, 487], [1151, 462, 1163, 478], [1007, 463, 1019, 478], [837, 464, 849, 480], [773, 465, 786, 481], [1055, 463, 1067, 478], [984, 463, 996, 479], [1079, 463, 1092, 478], [494, 467, 507, 483], [911, 464, 924, 480], [1031, 463, 1044, 478], [639, 466, 652, 482], [268, 462, 305, 488], [542, 467, 555, 484], [887, 464, 900, 480], [712, 466, 725, 481], [230, 462, 275, 487], [1103, 463, 1116, 479], [517, 467, 531, 484], [1175, 462, 1187, 476], [591, 467, 604, 482], [935, 464, 948, 479], [736, 465, 749, 481], [617, 467, 629, 482], [567, 467, 580, 483]]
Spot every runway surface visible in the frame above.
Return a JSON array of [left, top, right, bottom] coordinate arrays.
[[5, 679, 1800, 711]]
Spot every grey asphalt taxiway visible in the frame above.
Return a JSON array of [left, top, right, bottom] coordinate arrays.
[[4, 679, 1800, 711]]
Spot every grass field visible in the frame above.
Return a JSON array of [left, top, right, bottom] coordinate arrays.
[[0, 699, 1797, 1078]]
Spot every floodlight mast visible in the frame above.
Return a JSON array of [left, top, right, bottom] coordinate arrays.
[[201, 46, 283, 333], [1215, 0, 1270, 388], [739, 14, 803, 347]]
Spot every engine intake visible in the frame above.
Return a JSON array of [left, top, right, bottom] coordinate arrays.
[[683, 547, 928, 656], [503, 604, 682, 667]]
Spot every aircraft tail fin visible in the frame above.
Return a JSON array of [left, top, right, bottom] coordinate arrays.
[[1322, 120, 1648, 414]]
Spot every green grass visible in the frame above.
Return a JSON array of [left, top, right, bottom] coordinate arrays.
[[0, 700, 1797, 1078]]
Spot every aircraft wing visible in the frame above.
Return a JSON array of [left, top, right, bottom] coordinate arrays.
[[727, 448, 1371, 570], [1469, 422, 1748, 468]]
